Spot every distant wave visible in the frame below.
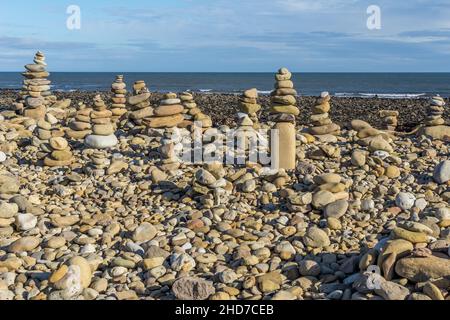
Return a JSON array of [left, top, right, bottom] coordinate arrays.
[[335, 92, 427, 99], [199, 89, 212, 93], [257, 90, 272, 95]]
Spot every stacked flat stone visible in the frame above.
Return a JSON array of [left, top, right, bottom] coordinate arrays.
[[67, 102, 93, 139], [43, 137, 73, 167], [379, 110, 399, 131], [128, 81, 153, 126], [21, 51, 54, 120], [426, 96, 446, 126], [110, 75, 128, 122], [144, 93, 184, 129], [84, 95, 118, 149], [269, 68, 298, 170], [239, 88, 261, 129], [308, 92, 340, 136], [312, 173, 349, 215]]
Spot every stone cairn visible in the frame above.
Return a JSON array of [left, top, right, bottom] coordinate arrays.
[[426, 96, 446, 126], [84, 95, 118, 149], [128, 81, 153, 127], [180, 92, 197, 128], [269, 68, 298, 170], [43, 137, 74, 167], [312, 173, 349, 214], [308, 92, 340, 136], [146, 93, 185, 171], [379, 110, 399, 131], [239, 88, 261, 129], [418, 95, 449, 140], [67, 102, 93, 139], [110, 75, 128, 123], [85, 150, 110, 176], [20, 51, 54, 120]]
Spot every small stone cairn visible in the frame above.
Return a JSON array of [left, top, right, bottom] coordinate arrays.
[[239, 88, 261, 129], [418, 95, 449, 140], [84, 95, 118, 149], [67, 102, 93, 139], [269, 68, 298, 170], [20, 51, 54, 120], [43, 137, 73, 167], [308, 92, 340, 136], [379, 110, 399, 131], [110, 75, 128, 123], [128, 81, 153, 126], [85, 150, 110, 177], [312, 173, 349, 215], [180, 92, 197, 128]]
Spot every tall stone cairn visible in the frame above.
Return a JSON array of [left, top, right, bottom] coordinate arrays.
[[110, 75, 128, 123], [127, 81, 153, 126], [84, 95, 118, 149], [239, 88, 261, 129], [308, 92, 340, 136], [269, 68, 298, 170], [21, 51, 54, 120]]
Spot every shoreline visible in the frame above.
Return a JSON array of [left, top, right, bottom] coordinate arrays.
[[1, 89, 448, 131]]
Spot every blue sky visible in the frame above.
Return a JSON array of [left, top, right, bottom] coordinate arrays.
[[1, 0, 450, 72]]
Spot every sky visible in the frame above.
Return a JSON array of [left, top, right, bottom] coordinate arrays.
[[0, 0, 450, 72]]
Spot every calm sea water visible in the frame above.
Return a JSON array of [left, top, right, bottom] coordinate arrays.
[[1, 72, 449, 98]]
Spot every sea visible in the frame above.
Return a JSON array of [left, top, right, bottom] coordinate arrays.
[[1, 72, 450, 98]]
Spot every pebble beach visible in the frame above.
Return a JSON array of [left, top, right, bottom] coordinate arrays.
[[0, 53, 449, 301]]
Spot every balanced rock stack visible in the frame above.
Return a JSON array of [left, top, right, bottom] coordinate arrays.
[[379, 110, 399, 131], [128, 81, 153, 126], [158, 128, 182, 171], [269, 68, 298, 170], [21, 51, 53, 120], [85, 150, 110, 176], [110, 75, 128, 122], [43, 137, 73, 167], [308, 92, 340, 136], [67, 102, 93, 139], [84, 95, 118, 149], [148, 93, 185, 128], [239, 88, 261, 129], [351, 120, 394, 154], [426, 96, 446, 126], [419, 95, 449, 140], [235, 114, 256, 163], [179, 92, 197, 127]]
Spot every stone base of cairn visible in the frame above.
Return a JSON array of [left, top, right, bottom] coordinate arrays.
[[418, 96, 449, 140], [85, 150, 110, 177], [144, 93, 184, 129], [128, 81, 153, 126], [269, 68, 298, 170], [234, 114, 259, 163], [43, 137, 73, 167], [379, 110, 399, 131], [239, 89, 261, 129], [84, 95, 118, 149], [110, 75, 128, 123], [67, 102, 93, 139], [193, 164, 231, 208], [21, 51, 53, 120], [308, 92, 340, 136]]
